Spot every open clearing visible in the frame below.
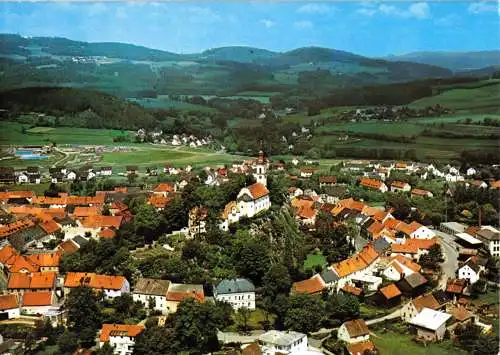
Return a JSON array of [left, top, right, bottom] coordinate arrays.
[[373, 330, 468, 355], [26, 127, 55, 133]]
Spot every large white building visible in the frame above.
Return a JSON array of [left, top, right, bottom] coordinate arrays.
[[237, 182, 271, 218], [99, 324, 145, 355], [220, 182, 271, 231], [214, 278, 256, 310], [258, 330, 308, 355], [132, 278, 170, 314]]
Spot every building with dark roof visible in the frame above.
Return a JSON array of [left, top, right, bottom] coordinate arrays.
[[132, 278, 171, 314], [214, 278, 256, 310]]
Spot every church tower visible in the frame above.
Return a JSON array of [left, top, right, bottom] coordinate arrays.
[[253, 150, 268, 187]]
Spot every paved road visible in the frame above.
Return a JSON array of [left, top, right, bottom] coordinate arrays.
[[433, 229, 459, 287]]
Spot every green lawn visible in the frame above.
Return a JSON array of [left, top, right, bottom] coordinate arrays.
[[303, 252, 327, 270], [225, 308, 275, 332], [373, 330, 468, 355]]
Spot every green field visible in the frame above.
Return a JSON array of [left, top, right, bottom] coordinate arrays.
[[373, 330, 468, 355], [0, 122, 132, 146], [410, 82, 500, 113]]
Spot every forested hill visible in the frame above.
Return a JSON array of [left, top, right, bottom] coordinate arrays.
[[0, 87, 157, 130]]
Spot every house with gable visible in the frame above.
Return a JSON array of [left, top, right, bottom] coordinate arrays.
[[409, 307, 452, 342], [338, 319, 370, 344], [99, 324, 145, 355], [382, 255, 421, 281], [359, 178, 388, 193], [132, 278, 170, 314], [401, 293, 442, 323], [166, 283, 204, 313], [390, 181, 411, 193], [458, 257, 485, 284], [0, 294, 20, 319], [291, 274, 326, 295], [21, 291, 55, 316]]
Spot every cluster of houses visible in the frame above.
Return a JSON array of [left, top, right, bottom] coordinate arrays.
[[135, 128, 212, 147]]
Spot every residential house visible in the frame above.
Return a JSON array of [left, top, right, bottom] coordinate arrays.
[[319, 268, 340, 291], [300, 168, 316, 178], [377, 283, 402, 307], [359, 178, 388, 193], [21, 291, 54, 316], [446, 305, 478, 335], [65, 171, 77, 181], [319, 176, 337, 188], [291, 274, 326, 295], [291, 198, 317, 226], [411, 189, 434, 198], [258, 330, 308, 355], [474, 226, 500, 256], [147, 194, 172, 211], [390, 181, 411, 193], [0, 294, 20, 319], [390, 238, 438, 259], [132, 278, 170, 314], [350, 274, 383, 293], [152, 183, 174, 197], [346, 340, 377, 355], [125, 166, 138, 175], [466, 167, 477, 176], [100, 167, 113, 176], [220, 201, 241, 231], [401, 293, 441, 323], [64, 272, 130, 299], [17, 172, 29, 184], [7, 272, 57, 293], [382, 255, 421, 281], [338, 319, 370, 344], [446, 278, 468, 300], [26, 252, 61, 272], [458, 258, 485, 284], [341, 284, 363, 298], [99, 324, 145, 355], [214, 278, 256, 310], [409, 307, 452, 342], [288, 187, 304, 200], [397, 273, 428, 297], [166, 283, 204, 313]]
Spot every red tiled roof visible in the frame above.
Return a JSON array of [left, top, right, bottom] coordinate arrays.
[[0, 218, 36, 238], [22, 291, 53, 306], [0, 245, 19, 265], [347, 340, 376, 355], [26, 252, 61, 268], [342, 285, 363, 296], [30, 272, 57, 289], [8, 272, 31, 289], [73, 206, 101, 217], [58, 240, 80, 255], [98, 228, 116, 238], [154, 183, 174, 193], [292, 275, 325, 294], [80, 215, 123, 229], [319, 176, 337, 184], [344, 319, 370, 337], [391, 255, 422, 273], [391, 181, 410, 189], [246, 183, 269, 199], [412, 294, 440, 313], [380, 283, 401, 299], [100, 324, 145, 342], [40, 220, 60, 234], [0, 191, 35, 202], [147, 195, 173, 209], [360, 177, 383, 190], [0, 294, 19, 310], [10, 255, 40, 273], [411, 188, 432, 197], [64, 272, 126, 290]]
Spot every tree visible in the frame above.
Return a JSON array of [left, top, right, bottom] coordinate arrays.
[[133, 326, 178, 355], [127, 173, 138, 184], [236, 307, 252, 333], [134, 204, 162, 243], [455, 323, 481, 351], [325, 293, 360, 324], [419, 244, 444, 270], [57, 330, 79, 354], [473, 334, 500, 355], [234, 240, 271, 285], [174, 299, 222, 354], [284, 293, 325, 333], [262, 264, 292, 302], [65, 286, 102, 347], [162, 198, 188, 234], [95, 342, 115, 355]]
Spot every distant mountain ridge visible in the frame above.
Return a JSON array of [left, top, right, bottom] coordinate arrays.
[[0, 33, 465, 96], [384, 51, 500, 72]]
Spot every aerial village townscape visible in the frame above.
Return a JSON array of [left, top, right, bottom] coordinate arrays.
[[0, 1, 499, 355]]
